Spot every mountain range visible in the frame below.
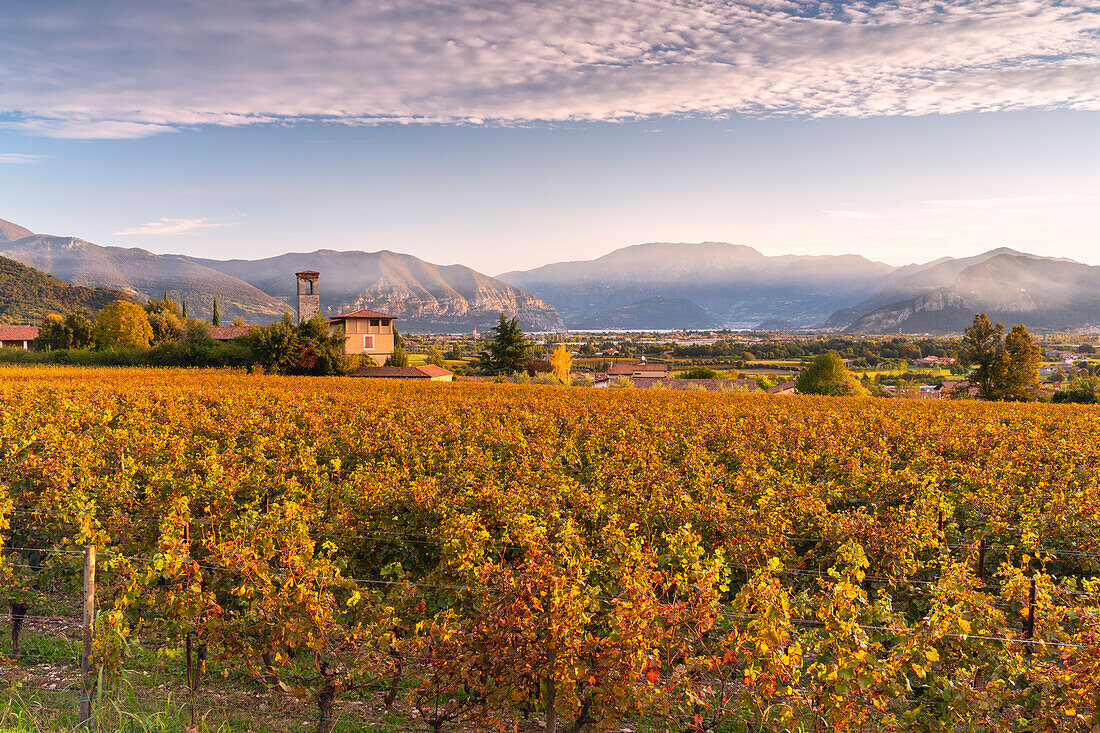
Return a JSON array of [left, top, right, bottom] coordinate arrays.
[[3, 215, 1099, 334], [0, 218, 562, 332], [499, 242, 894, 329]]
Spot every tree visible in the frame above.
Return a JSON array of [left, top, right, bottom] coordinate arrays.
[[549, 344, 572, 384], [145, 295, 184, 344], [424, 347, 447, 369], [960, 315, 1040, 401], [676, 366, 720, 380], [34, 311, 95, 351], [1000, 324, 1040, 401], [795, 351, 868, 396], [960, 314, 1005, 400], [233, 315, 245, 327], [212, 298, 221, 326], [246, 314, 351, 376], [95, 300, 153, 350], [385, 329, 409, 367], [1052, 375, 1099, 404], [478, 314, 530, 375]]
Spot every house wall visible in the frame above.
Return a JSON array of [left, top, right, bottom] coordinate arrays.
[[331, 317, 395, 365]]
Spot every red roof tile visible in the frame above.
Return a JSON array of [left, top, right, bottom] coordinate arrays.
[[0, 325, 38, 341], [331, 309, 399, 320], [350, 365, 452, 379], [415, 364, 453, 377]]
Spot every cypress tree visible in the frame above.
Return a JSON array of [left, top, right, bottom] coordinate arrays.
[[212, 298, 220, 326]]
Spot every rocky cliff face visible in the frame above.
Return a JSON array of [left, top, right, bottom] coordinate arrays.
[[846, 253, 1100, 334], [846, 289, 973, 333], [179, 249, 565, 333]]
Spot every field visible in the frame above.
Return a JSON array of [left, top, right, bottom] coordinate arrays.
[[2, 366, 1099, 732]]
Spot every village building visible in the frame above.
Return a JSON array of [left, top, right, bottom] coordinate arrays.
[[0, 325, 38, 350], [765, 381, 798, 395], [328, 309, 398, 365], [350, 364, 453, 381], [605, 360, 669, 379]]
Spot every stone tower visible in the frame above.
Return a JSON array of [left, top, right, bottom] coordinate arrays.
[[295, 270, 320, 323]]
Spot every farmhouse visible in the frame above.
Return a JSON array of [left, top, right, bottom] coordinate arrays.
[[350, 364, 453, 381], [606, 360, 668, 379], [289, 270, 398, 365], [328, 309, 398, 366], [0, 325, 37, 350]]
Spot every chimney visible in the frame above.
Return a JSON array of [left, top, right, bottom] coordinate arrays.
[[295, 270, 320, 323]]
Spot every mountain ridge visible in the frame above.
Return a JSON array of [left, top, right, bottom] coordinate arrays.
[[174, 249, 565, 332]]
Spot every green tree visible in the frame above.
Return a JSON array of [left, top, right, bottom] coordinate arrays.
[[212, 298, 221, 326], [385, 328, 409, 367], [960, 315, 1040, 401], [676, 366, 720, 380], [34, 311, 96, 351], [1001, 324, 1041, 401], [795, 351, 868, 396], [424, 346, 447, 368], [145, 296, 184, 344], [94, 300, 153, 350], [247, 313, 299, 373], [959, 314, 1005, 400], [478, 314, 530, 375], [1052, 374, 1099, 404], [246, 314, 350, 376]]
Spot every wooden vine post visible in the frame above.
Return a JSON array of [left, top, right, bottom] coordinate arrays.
[[80, 545, 96, 725]]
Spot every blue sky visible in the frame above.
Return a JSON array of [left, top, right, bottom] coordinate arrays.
[[1, 0, 1098, 273]]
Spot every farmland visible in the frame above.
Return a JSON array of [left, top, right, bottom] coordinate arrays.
[[2, 366, 1099, 731]]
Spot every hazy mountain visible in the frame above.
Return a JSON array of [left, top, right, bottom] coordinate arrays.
[[0, 226, 290, 322], [846, 253, 1100, 334], [569, 297, 718, 330], [0, 255, 134, 324], [499, 242, 895, 329], [0, 218, 35, 242], [176, 250, 565, 333]]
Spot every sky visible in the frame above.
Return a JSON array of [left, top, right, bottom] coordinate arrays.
[[1, 0, 1098, 274]]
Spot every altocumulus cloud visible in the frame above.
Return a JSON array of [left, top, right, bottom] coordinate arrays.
[[1, 0, 1097, 138]]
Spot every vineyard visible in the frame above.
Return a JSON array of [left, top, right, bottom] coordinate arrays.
[[2, 365, 1099, 732]]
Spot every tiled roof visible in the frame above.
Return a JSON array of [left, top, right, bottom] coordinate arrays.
[[765, 381, 797, 394], [0, 325, 38, 341], [608, 362, 668, 376], [207, 326, 253, 340], [416, 364, 453, 377], [330, 309, 399, 320], [350, 365, 452, 379]]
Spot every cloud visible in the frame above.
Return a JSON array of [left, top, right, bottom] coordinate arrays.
[[0, 153, 45, 164], [824, 209, 878, 219], [113, 218, 228, 236], [1, 0, 1098, 138]]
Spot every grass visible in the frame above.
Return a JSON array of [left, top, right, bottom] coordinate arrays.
[[0, 627, 412, 732]]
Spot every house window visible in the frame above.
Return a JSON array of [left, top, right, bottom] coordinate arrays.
[[363, 335, 375, 350], [370, 319, 380, 327]]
